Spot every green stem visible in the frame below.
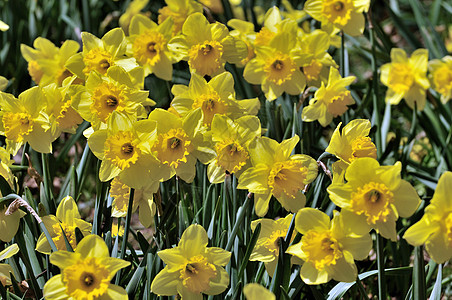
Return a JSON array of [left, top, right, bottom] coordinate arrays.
[[340, 30, 346, 78], [356, 277, 368, 299], [115, 188, 134, 285], [225, 193, 252, 252], [413, 246, 426, 300], [377, 234, 386, 300]]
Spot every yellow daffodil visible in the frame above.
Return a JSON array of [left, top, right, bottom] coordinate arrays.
[[380, 48, 430, 110], [158, 0, 203, 36], [208, 115, 261, 183], [0, 146, 16, 189], [168, 13, 247, 77], [304, 0, 370, 36], [237, 135, 318, 217], [327, 157, 421, 241], [149, 108, 211, 183], [326, 119, 377, 179], [253, 7, 283, 48], [0, 87, 53, 155], [428, 55, 452, 104], [151, 224, 231, 299], [404, 172, 452, 263], [300, 30, 338, 87], [243, 283, 275, 300], [127, 15, 176, 80], [43, 234, 130, 300], [227, 19, 256, 67], [302, 67, 355, 127], [66, 28, 138, 81], [250, 214, 294, 276], [0, 244, 19, 286], [42, 82, 83, 140], [170, 71, 260, 127], [36, 196, 91, 254], [72, 66, 151, 130], [0, 205, 26, 242], [110, 176, 157, 228], [286, 208, 372, 284], [119, 0, 149, 34], [244, 19, 310, 100], [21, 37, 80, 86], [88, 111, 161, 189]]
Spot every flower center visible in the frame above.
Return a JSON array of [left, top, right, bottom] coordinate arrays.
[[179, 255, 217, 294], [215, 140, 249, 173], [2, 112, 34, 142], [133, 30, 166, 66], [55, 100, 83, 130], [322, 0, 353, 26], [192, 91, 226, 126], [52, 222, 77, 251], [152, 128, 191, 168], [350, 182, 394, 224], [350, 136, 377, 162], [188, 40, 224, 76], [388, 63, 414, 94], [63, 257, 110, 299], [301, 230, 342, 270], [303, 60, 323, 82], [105, 131, 141, 170], [264, 52, 296, 86], [326, 90, 354, 117], [91, 82, 125, 123], [265, 229, 286, 254], [268, 161, 308, 199], [433, 65, 452, 96], [83, 48, 113, 75]]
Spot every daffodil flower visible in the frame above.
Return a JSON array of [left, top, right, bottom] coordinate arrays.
[[170, 72, 260, 127], [327, 157, 421, 241], [302, 67, 355, 127], [66, 28, 138, 80], [299, 30, 338, 87], [249, 214, 294, 276], [151, 224, 231, 299], [148, 108, 213, 183], [36, 196, 91, 254], [404, 171, 452, 263], [168, 13, 247, 77], [326, 119, 377, 179], [21, 37, 80, 86], [72, 66, 152, 130], [157, 0, 203, 36], [207, 114, 261, 183], [304, 0, 370, 36], [127, 15, 176, 80], [110, 176, 157, 228], [380, 48, 430, 110], [286, 208, 372, 284], [428, 55, 452, 104], [244, 19, 311, 101], [88, 111, 161, 189], [43, 235, 130, 300], [237, 135, 318, 217], [0, 87, 53, 155]]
